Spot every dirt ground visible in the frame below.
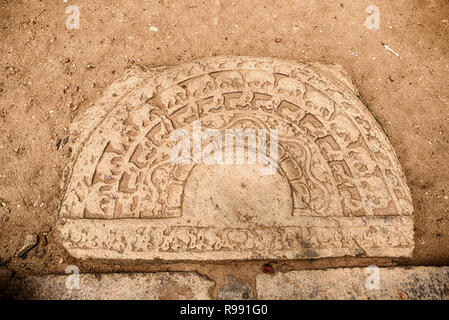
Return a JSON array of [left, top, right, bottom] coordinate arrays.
[[0, 0, 448, 292]]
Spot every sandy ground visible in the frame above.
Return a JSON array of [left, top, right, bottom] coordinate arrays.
[[0, 0, 448, 293]]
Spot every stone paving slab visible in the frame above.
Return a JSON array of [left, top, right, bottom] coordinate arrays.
[[3, 267, 448, 299], [4, 272, 214, 300], [256, 267, 449, 300]]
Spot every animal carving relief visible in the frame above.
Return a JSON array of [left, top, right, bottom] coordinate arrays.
[[59, 57, 413, 261]]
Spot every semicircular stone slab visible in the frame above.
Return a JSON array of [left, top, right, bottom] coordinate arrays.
[[59, 57, 414, 261]]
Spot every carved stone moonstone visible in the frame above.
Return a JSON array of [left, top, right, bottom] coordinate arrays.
[[60, 57, 414, 261]]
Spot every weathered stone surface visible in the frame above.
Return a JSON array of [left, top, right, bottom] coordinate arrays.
[[256, 267, 449, 300], [59, 57, 413, 261], [6, 272, 214, 300], [218, 276, 254, 300]]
